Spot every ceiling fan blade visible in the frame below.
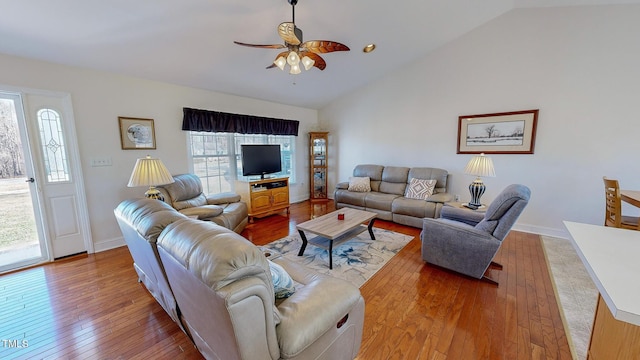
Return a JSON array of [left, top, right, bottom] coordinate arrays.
[[233, 41, 285, 49], [302, 40, 350, 54], [300, 52, 327, 70], [278, 22, 302, 45]]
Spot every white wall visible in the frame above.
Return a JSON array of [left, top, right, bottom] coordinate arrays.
[[320, 5, 640, 238], [0, 54, 317, 251]]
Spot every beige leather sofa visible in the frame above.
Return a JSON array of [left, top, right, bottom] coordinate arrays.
[[115, 198, 365, 360], [114, 198, 190, 335], [157, 173, 248, 233], [335, 164, 452, 228]]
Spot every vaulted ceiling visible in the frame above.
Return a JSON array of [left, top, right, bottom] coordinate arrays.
[[0, 0, 636, 109]]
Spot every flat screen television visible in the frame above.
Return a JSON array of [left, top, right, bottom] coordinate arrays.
[[241, 144, 282, 179]]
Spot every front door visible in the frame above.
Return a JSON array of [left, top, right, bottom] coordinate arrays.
[[0, 92, 47, 272], [22, 92, 92, 259]]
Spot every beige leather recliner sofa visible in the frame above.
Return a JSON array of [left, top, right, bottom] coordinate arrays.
[[157, 173, 248, 233], [115, 198, 365, 360], [335, 164, 452, 228], [114, 198, 190, 335]]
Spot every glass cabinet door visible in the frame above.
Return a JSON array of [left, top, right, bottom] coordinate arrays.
[[309, 132, 328, 201]]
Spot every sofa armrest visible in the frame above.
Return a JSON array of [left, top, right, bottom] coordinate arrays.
[[426, 192, 453, 203], [179, 205, 223, 219], [275, 273, 363, 357], [335, 182, 349, 190], [206, 192, 241, 205], [440, 206, 485, 226]]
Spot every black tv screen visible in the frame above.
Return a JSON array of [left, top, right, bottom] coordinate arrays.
[[241, 144, 282, 179]]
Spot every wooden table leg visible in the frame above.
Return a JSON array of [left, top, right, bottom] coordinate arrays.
[[297, 230, 307, 256]]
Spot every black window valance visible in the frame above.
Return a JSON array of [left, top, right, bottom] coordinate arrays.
[[182, 107, 299, 136]]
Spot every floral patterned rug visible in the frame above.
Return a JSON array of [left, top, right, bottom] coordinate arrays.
[[262, 228, 413, 288]]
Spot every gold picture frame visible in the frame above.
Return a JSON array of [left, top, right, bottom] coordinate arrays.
[[457, 109, 539, 154], [118, 117, 156, 150]]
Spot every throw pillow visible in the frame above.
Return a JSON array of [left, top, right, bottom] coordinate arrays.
[[405, 178, 437, 200], [348, 176, 371, 192], [268, 260, 295, 299]]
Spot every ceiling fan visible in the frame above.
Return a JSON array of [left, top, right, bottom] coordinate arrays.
[[233, 0, 350, 74]]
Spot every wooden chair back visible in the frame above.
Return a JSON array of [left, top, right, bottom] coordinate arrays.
[[603, 177, 622, 227], [603, 177, 640, 230]]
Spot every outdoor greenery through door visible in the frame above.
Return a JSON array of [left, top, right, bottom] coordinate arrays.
[[0, 95, 42, 271]]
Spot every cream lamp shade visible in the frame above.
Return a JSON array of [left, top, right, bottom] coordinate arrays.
[[464, 153, 496, 208], [127, 155, 174, 201]]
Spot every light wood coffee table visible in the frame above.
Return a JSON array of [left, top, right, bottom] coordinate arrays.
[[296, 207, 377, 269]]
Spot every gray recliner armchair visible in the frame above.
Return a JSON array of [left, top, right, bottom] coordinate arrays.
[[420, 184, 531, 284], [157, 173, 248, 233]]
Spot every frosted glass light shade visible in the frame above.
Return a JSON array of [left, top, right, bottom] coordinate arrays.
[[301, 56, 315, 70], [274, 56, 286, 70], [286, 51, 300, 66], [289, 64, 301, 74]]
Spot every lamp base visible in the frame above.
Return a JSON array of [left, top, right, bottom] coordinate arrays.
[[468, 178, 485, 207], [145, 186, 164, 201]]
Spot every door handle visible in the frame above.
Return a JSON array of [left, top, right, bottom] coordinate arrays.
[[25, 177, 35, 183]]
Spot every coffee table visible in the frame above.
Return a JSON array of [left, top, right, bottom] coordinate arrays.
[[296, 207, 377, 269]]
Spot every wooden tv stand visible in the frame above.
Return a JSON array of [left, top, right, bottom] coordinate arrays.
[[235, 177, 290, 223]]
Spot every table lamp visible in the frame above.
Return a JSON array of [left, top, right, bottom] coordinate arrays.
[[127, 155, 175, 201], [464, 153, 496, 209]]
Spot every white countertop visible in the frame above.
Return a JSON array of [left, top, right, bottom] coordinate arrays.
[[564, 221, 640, 326]]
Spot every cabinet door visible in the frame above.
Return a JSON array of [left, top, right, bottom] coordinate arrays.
[[310, 132, 328, 200], [313, 168, 327, 198], [251, 192, 272, 212], [271, 187, 289, 206]]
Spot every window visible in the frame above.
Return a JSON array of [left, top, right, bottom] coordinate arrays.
[[189, 132, 295, 194], [37, 108, 70, 182]]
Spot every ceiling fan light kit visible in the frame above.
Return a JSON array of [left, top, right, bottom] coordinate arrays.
[[234, 0, 349, 75]]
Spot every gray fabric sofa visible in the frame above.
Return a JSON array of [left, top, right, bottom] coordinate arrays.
[[420, 184, 531, 283], [115, 198, 365, 360], [334, 164, 452, 228]]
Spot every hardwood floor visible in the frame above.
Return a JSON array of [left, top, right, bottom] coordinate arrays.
[[0, 201, 572, 359]]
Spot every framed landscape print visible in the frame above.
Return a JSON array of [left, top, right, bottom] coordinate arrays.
[[119, 117, 156, 150], [457, 109, 539, 154]]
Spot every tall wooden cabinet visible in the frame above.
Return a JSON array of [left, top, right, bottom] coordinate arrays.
[[309, 132, 329, 202]]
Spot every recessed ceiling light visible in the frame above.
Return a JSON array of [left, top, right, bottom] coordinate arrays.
[[363, 44, 376, 53]]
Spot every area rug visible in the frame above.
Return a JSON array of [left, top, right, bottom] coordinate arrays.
[[541, 235, 598, 360], [261, 228, 413, 288]]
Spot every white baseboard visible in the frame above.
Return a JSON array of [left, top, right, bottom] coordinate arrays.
[[513, 223, 568, 239], [94, 236, 125, 253]]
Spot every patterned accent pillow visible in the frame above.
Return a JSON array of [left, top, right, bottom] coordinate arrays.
[[405, 178, 437, 200], [348, 176, 371, 192], [268, 260, 295, 299]]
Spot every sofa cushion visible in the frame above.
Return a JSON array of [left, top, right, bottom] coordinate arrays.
[[161, 174, 208, 210], [348, 176, 371, 192], [158, 219, 272, 292], [364, 192, 400, 211], [353, 165, 383, 192], [405, 178, 437, 200], [392, 197, 436, 218], [408, 167, 449, 194], [335, 189, 368, 207], [379, 166, 410, 195], [114, 198, 187, 243]]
